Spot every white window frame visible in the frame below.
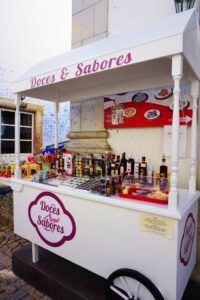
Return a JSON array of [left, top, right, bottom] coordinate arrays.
[[0, 108, 34, 155]]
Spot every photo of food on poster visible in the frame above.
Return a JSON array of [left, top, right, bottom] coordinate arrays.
[[104, 84, 192, 128]]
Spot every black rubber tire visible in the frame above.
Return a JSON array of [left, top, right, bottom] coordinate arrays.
[[106, 268, 164, 300]]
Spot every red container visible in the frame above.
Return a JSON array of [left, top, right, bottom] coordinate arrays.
[[119, 188, 168, 205]]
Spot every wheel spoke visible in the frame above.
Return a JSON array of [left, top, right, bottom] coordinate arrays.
[[120, 276, 132, 298], [107, 269, 164, 300], [110, 285, 129, 300], [134, 281, 141, 300]]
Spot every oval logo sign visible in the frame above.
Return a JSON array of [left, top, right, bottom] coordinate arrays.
[[180, 213, 195, 266], [28, 192, 76, 247]]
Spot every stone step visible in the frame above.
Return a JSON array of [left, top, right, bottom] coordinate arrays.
[[12, 245, 106, 300]]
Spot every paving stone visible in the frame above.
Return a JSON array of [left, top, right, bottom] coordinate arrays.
[[13, 288, 28, 300], [5, 283, 18, 294], [0, 214, 9, 226], [10, 242, 19, 249], [40, 295, 51, 299], [14, 236, 23, 242], [0, 291, 11, 300], [0, 283, 4, 293], [22, 295, 35, 300], [30, 289, 44, 297], [0, 232, 6, 243], [0, 269, 16, 285]]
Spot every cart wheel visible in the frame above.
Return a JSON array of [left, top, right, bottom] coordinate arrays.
[[106, 268, 164, 300]]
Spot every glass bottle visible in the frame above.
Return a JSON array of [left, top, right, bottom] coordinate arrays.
[[147, 164, 154, 185], [110, 154, 116, 177], [127, 154, 134, 175], [160, 155, 168, 178], [105, 177, 111, 196], [120, 152, 127, 175], [117, 175, 123, 193], [139, 156, 147, 177], [115, 155, 121, 175], [134, 157, 140, 178]]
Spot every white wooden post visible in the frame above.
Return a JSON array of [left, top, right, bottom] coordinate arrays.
[[32, 243, 39, 263], [189, 80, 199, 193], [54, 101, 59, 149], [14, 94, 22, 179], [168, 54, 183, 210]]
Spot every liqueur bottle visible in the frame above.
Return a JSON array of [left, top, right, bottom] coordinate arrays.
[[112, 176, 119, 195], [120, 152, 127, 175], [105, 177, 111, 196], [159, 155, 168, 192], [127, 154, 134, 175], [110, 154, 116, 177], [101, 154, 106, 177], [117, 175, 123, 193], [147, 164, 154, 185], [160, 155, 168, 178], [111, 177, 115, 195], [139, 156, 147, 177], [134, 157, 140, 178], [115, 155, 121, 175]]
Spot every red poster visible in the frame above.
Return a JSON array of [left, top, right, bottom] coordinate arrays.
[[104, 85, 192, 128]]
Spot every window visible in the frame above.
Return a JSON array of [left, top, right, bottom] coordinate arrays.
[[174, 0, 195, 13], [0, 109, 33, 154]]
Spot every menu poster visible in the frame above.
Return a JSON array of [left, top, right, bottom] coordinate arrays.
[[104, 84, 192, 128]]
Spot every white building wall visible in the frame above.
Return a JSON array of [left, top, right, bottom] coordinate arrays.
[[108, 0, 176, 35], [72, 0, 108, 48]]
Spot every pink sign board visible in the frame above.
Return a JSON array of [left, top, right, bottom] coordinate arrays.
[[180, 213, 195, 266], [30, 52, 133, 89], [28, 192, 76, 247]]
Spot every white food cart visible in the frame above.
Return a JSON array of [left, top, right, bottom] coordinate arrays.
[[1, 9, 200, 300]]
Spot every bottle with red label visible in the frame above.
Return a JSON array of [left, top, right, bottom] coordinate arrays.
[[126, 154, 134, 175], [134, 157, 140, 178]]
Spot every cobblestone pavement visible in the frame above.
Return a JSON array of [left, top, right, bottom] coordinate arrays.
[[0, 189, 52, 300]]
